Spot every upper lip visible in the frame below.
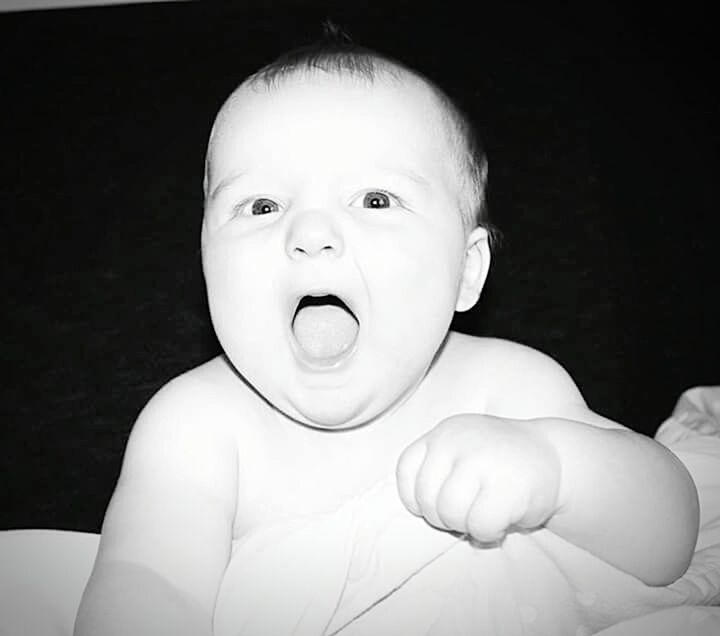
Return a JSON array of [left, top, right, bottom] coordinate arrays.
[[290, 283, 360, 323], [294, 291, 357, 319]]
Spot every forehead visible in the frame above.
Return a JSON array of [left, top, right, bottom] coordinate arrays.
[[208, 71, 456, 182]]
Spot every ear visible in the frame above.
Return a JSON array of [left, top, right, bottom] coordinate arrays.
[[456, 226, 491, 312]]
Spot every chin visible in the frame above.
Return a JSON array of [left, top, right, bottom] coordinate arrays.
[[283, 395, 376, 431]]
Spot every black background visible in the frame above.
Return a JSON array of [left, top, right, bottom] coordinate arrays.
[[1, 1, 717, 533]]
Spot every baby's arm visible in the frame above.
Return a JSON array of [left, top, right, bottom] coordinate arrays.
[[540, 411, 699, 585], [74, 373, 238, 636], [397, 345, 699, 587], [502, 350, 699, 585]]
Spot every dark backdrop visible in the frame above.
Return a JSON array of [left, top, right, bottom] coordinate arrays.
[[1, 1, 717, 533]]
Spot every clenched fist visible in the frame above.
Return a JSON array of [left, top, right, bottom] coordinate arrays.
[[396, 414, 562, 544]]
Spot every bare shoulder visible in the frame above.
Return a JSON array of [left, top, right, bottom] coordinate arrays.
[[107, 356, 246, 518], [115, 355, 269, 494], [480, 337, 584, 412], [132, 355, 260, 438], [444, 333, 621, 426], [95, 356, 254, 613]]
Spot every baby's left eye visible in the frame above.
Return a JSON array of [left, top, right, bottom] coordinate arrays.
[[351, 190, 402, 210]]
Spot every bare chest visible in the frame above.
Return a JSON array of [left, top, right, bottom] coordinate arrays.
[[222, 333, 493, 538], [231, 428, 404, 537]]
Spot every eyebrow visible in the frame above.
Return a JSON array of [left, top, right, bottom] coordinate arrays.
[[382, 167, 431, 188], [209, 171, 246, 201], [208, 166, 430, 202]]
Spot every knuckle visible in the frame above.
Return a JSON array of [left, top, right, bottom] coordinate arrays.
[[517, 492, 553, 529], [414, 480, 437, 515], [395, 459, 414, 486], [435, 470, 476, 531], [466, 491, 508, 543], [397, 440, 426, 472], [468, 520, 504, 544], [396, 478, 418, 513], [413, 470, 447, 528], [436, 498, 466, 532], [413, 489, 442, 527]]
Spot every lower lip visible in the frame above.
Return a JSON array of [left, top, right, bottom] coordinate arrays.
[[290, 331, 359, 372]]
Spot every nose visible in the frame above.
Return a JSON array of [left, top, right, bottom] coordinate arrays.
[[285, 209, 345, 260]]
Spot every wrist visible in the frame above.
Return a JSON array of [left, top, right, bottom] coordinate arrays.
[[527, 417, 616, 516]]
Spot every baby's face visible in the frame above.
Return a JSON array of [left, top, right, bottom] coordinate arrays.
[[202, 72, 480, 429]]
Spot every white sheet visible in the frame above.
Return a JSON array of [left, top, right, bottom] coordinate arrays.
[[213, 386, 720, 636], [2, 387, 719, 636]]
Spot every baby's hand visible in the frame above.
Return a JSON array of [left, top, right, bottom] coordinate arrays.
[[396, 414, 562, 544]]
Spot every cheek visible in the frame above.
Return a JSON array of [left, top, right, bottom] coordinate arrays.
[[202, 242, 283, 345], [361, 228, 464, 354], [363, 225, 465, 302], [203, 233, 282, 297]]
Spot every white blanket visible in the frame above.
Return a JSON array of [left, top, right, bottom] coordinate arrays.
[[213, 386, 720, 636], [2, 387, 720, 636]]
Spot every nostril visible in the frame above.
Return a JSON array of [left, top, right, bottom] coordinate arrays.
[[286, 213, 344, 258], [292, 242, 337, 257]]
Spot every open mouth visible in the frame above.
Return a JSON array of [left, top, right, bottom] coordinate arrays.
[[291, 294, 360, 364]]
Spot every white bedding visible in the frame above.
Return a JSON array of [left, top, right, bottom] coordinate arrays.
[[2, 387, 719, 636]]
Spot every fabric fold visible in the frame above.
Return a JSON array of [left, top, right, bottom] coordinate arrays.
[[214, 386, 720, 636]]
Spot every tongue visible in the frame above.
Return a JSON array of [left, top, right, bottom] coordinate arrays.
[[292, 304, 359, 360]]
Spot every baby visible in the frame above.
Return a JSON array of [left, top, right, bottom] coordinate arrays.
[[73, 36, 700, 636]]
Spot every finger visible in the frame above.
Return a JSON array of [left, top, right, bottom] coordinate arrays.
[[435, 461, 482, 533], [413, 452, 454, 530], [396, 440, 428, 516], [514, 487, 557, 531], [466, 483, 527, 544]]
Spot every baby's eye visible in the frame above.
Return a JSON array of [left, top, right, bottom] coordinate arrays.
[[352, 190, 402, 210], [234, 197, 282, 217], [250, 197, 280, 215]]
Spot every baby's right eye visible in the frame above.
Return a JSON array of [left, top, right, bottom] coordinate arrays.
[[234, 197, 282, 217], [349, 189, 405, 211]]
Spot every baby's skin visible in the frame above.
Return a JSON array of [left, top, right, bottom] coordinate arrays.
[[74, 67, 699, 636]]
